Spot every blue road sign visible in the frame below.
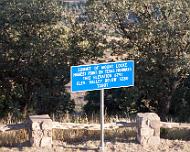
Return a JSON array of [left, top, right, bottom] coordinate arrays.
[[71, 61, 134, 92]]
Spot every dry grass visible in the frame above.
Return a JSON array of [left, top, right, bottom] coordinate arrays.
[[0, 114, 136, 147], [53, 128, 136, 143], [0, 129, 29, 147], [54, 112, 134, 124], [52, 113, 136, 144], [161, 128, 190, 141], [1, 114, 190, 148]]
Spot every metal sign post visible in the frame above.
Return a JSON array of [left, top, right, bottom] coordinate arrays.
[[100, 89, 104, 152], [71, 61, 134, 152]]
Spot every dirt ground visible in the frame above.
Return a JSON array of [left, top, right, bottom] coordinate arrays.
[[0, 139, 190, 152]]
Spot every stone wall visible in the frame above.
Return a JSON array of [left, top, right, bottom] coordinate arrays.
[[136, 113, 160, 146], [28, 115, 52, 147], [26, 113, 161, 148]]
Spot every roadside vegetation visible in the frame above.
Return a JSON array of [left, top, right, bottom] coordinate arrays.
[[0, 0, 190, 130]]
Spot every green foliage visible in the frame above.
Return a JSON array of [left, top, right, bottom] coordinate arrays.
[[83, 90, 100, 116], [84, 87, 138, 117], [83, 0, 190, 120], [170, 76, 190, 122], [1, 0, 190, 121], [0, 0, 73, 119], [0, 0, 105, 119]]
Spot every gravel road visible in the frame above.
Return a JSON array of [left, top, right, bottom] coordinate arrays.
[[0, 139, 190, 152]]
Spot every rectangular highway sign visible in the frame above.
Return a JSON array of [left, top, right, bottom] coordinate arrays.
[[71, 61, 134, 92]]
